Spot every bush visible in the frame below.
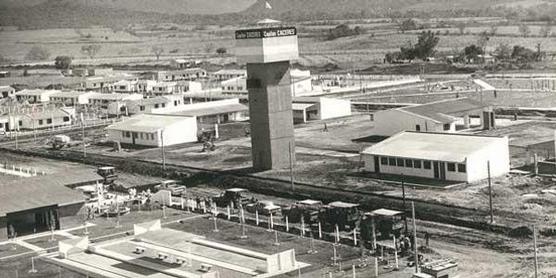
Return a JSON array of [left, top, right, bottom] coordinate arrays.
[[327, 24, 362, 40], [54, 56, 72, 69]]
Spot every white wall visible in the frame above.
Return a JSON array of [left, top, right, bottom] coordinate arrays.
[[318, 98, 351, 120], [466, 137, 510, 183], [107, 117, 197, 147], [372, 109, 447, 136]]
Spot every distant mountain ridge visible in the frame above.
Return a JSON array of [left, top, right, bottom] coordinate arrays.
[[0, 0, 554, 29]]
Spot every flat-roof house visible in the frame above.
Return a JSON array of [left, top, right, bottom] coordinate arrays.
[[113, 79, 138, 93], [15, 89, 60, 103], [292, 97, 351, 123], [0, 170, 102, 238], [137, 80, 157, 93], [211, 69, 247, 81], [170, 58, 201, 69], [83, 75, 137, 92], [221, 69, 311, 96], [176, 80, 202, 93], [88, 93, 143, 114], [361, 131, 510, 183], [105, 114, 197, 147], [0, 86, 15, 99], [49, 91, 96, 106], [125, 95, 184, 115], [153, 68, 207, 82], [151, 82, 178, 95], [371, 98, 492, 136]]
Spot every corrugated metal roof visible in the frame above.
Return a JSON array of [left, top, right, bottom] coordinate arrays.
[[361, 131, 506, 162]]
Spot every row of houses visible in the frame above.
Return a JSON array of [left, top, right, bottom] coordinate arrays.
[[220, 69, 312, 96], [0, 107, 76, 131]]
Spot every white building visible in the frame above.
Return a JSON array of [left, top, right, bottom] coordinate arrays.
[[0, 107, 75, 131], [113, 80, 138, 93], [292, 97, 351, 123], [105, 114, 197, 147], [137, 80, 157, 93], [371, 98, 489, 136], [87, 93, 143, 114], [0, 86, 15, 99], [153, 98, 249, 125], [211, 69, 247, 81], [170, 58, 201, 69], [220, 69, 312, 96], [177, 81, 202, 93], [151, 82, 178, 95], [125, 95, 184, 115], [153, 68, 207, 82], [49, 91, 96, 106], [15, 89, 60, 103], [361, 131, 510, 183]]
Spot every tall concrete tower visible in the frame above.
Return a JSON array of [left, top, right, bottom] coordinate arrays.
[[235, 25, 298, 171]]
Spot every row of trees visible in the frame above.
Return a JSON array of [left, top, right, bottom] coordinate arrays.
[[326, 24, 363, 40]]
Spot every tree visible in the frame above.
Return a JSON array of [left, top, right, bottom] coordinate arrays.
[[477, 31, 490, 52], [151, 46, 164, 61], [464, 44, 484, 63], [413, 31, 440, 60], [54, 56, 72, 70], [518, 24, 531, 37], [25, 46, 50, 61], [539, 24, 552, 37], [511, 45, 536, 63], [457, 22, 466, 35], [399, 18, 418, 33], [494, 43, 512, 61], [81, 44, 101, 59], [216, 47, 227, 56]]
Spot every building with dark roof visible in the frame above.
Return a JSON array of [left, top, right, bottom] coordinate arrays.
[[0, 170, 102, 238]]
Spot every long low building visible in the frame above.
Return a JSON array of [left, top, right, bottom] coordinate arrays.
[[105, 114, 198, 147], [361, 131, 510, 183], [0, 170, 101, 238], [292, 97, 351, 123]]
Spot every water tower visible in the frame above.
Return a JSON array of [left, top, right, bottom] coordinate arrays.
[[235, 24, 298, 170]]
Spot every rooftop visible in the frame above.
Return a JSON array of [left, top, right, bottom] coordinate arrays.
[[50, 91, 95, 98], [166, 103, 247, 117], [88, 93, 142, 101], [361, 131, 507, 162], [15, 89, 60, 96], [105, 114, 193, 133], [0, 170, 101, 216], [400, 98, 487, 123], [213, 69, 246, 75]]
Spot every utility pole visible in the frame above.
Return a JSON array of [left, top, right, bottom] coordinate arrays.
[[533, 225, 539, 278], [289, 141, 294, 191], [81, 112, 86, 158], [411, 201, 419, 273], [161, 129, 166, 171], [402, 173, 407, 234], [488, 161, 494, 224]]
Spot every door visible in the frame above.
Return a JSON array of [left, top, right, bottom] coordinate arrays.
[[433, 161, 440, 179], [439, 162, 446, 180], [374, 156, 380, 173], [132, 132, 138, 145]]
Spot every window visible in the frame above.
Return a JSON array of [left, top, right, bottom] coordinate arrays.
[[423, 161, 431, 169], [154, 104, 159, 108], [447, 163, 456, 172], [140, 106, 145, 111], [380, 157, 388, 165], [39, 119, 43, 125], [161, 103, 166, 108], [125, 131, 131, 138], [174, 100, 178, 106], [457, 163, 466, 173], [122, 131, 125, 137], [443, 124, 450, 131], [63, 116, 69, 122], [46, 118, 52, 124], [370, 114, 374, 121], [414, 160, 421, 168], [405, 159, 413, 168], [140, 133, 143, 139], [18, 120, 22, 127], [415, 125, 421, 131], [388, 157, 396, 166], [396, 158, 404, 167]]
